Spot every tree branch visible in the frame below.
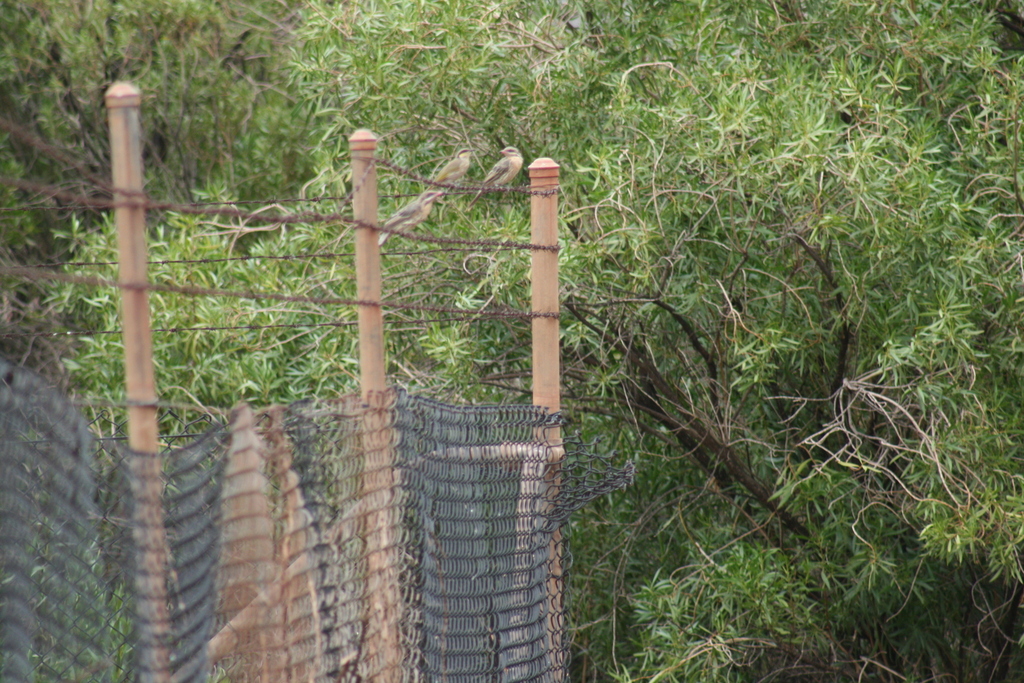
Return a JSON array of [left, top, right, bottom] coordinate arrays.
[[566, 300, 811, 538], [651, 298, 717, 383], [987, 579, 1024, 682], [788, 233, 850, 397]]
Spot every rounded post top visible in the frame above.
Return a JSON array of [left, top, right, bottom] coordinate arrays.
[[348, 129, 378, 151], [105, 82, 141, 109], [528, 157, 560, 182], [528, 157, 559, 186], [528, 157, 560, 173]]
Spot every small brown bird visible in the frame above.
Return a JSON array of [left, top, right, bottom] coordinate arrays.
[[379, 190, 445, 246], [468, 146, 524, 207], [432, 148, 472, 185]]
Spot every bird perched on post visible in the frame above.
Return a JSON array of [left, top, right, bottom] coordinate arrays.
[[432, 148, 472, 185], [468, 146, 523, 207], [378, 190, 445, 246]]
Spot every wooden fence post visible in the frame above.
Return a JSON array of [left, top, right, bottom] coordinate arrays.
[[349, 129, 400, 682], [105, 82, 170, 683], [528, 157, 566, 673], [349, 129, 386, 401], [529, 158, 561, 423]]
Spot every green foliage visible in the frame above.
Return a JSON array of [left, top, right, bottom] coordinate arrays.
[[0, 0, 312, 207], [11, 0, 1024, 680], [0, 0, 315, 376], [287, 0, 1024, 679], [51, 214, 362, 408]]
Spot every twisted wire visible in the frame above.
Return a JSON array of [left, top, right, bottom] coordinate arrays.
[[0, 320, 358, 340], [0, 266, 559, 319], [0, 176, 558, 253]]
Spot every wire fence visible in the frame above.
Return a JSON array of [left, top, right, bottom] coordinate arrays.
[[0, 109, 631, 682], [0, 174, 558, 247], [0, 358, 634, 683], [0, 359, 224, 683], [1, 111, 565, 353]]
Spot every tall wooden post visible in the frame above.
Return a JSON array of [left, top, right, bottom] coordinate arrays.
[[106, 82, 170, 683], [529, 157, 565, 671], [349, 129, 400, 682], [529, 158, 561, 424], [349, 129, 386, 401]]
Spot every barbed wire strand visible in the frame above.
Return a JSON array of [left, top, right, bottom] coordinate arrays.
[[72, 396, 231, 416], [0, 112, 557, 200], [0, 114, 556, 242], [0, 126, 560, 252], [0, 154, 554, 212], [0, 190, 530, 211], [0, 176, 558, 253], [2, 243, 535, 270], [0, 312, 538, 340], [12, 252, 352, 269], [0, 266, 558, 319], [0, 320, 358, 340], [0, 194, 358, 214], [0, 171, 555, 220]]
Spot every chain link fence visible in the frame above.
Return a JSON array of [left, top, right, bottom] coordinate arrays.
[[1, 358, 633, 682]]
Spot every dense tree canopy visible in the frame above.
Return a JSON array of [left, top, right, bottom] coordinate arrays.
[[5, 0, 1024, 680]]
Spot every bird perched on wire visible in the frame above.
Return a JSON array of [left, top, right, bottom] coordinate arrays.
[[468, 146, 523, 207], [379, 190, 445, 246], [432, 147, 472, 186]]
